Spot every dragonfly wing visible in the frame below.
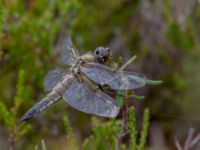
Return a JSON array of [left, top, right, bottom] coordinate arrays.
[[115, 71, 146, 89], [62, 79, 120, 118], [81, 62, 146, 90], [44, 68, 66, 92], [60, 34, 79, 66]]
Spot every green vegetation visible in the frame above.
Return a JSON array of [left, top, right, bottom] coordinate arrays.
[[0, 70, 31, 149], [1, 0, 200, 149], [81, 107, 149, 150]]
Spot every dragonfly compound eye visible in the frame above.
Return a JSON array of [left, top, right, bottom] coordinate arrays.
[[95, 50, 99, 55]]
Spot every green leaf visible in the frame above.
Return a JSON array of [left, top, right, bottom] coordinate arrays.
[[0, 102, 14, 133], [128, 107, 137, 150], [137, 109, 150, 150], [63, 115, 72, 136], [128, 95, 145, 100], [41, 139, 47, 150], [145, 79, 163, 85], [34, 145, 39, 150], [115, 90, 126, 107]]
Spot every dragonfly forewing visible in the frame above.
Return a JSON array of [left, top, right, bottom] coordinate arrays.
[[63, 78, 120, 117], [81, 62, 146, 90], [60, 34, 79, 66]]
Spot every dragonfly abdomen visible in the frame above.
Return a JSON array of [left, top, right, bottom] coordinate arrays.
[[16, 94, 61, 125], [39, 91, 61, 112], [17, 90, 64, 125], [52, 74, 74, 94], [16, 75, 74, 125], [35, 75, 73, 113]]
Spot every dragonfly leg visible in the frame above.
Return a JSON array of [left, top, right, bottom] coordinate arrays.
[[98, 84, 105, 92], [110, 62, 119, 72]]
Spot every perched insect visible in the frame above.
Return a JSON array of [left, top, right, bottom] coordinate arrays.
[[17, 34, 146, 125]]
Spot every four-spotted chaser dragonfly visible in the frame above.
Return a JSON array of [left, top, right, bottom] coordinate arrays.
[[17, 34, 146, 125]]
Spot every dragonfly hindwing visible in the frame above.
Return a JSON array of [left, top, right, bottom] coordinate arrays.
[[62, 79, 120, 117], [44, 68, 66, 92]]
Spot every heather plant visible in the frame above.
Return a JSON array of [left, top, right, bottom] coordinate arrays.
[[0, 70, 31, 149], [82, 106, 150, 150]]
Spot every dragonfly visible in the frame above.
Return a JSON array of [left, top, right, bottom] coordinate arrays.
[[17, 34, 146, 125]]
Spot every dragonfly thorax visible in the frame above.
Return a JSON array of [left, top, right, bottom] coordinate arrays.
[[71, 58, 84, 76]]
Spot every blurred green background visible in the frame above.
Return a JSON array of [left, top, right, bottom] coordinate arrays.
[[0, 0, 200, 149]]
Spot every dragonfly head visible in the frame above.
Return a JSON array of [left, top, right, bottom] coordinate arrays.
[[94, 47, 112, 65]]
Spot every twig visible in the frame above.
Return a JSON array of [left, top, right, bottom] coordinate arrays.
[[175, 138, 182, 150], [115, 55, 137, 150], [184, 128, 194, 150], [8, 127, 18, 150], [120, 55, 137, 71], [116, 106, 129, 150], [175, 128, 200, 150], [189, 132, 200, 149]]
